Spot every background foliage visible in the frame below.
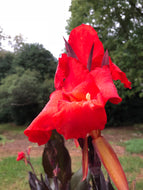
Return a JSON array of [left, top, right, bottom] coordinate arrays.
[[66, 0, 143, 125], [0, 31, 57, 124]]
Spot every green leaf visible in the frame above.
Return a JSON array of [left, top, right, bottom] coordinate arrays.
[[70, 168, 91, 190]]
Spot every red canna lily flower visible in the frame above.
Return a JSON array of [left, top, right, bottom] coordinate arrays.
[[24, 24, 131, 145], [24, 24, 131, 190], [16, 151, 26, 161]]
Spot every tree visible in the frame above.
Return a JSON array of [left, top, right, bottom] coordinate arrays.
[[0, 29, 57, 125], [13, 43, 57, 79], [0, 70, 19, 122], [10, 69, 41, 124], [11, 34, 25, 52], [39, 78, 55, 109], [0, 50, 14, 81], [67, 0, 143, 42], [0, 67, 55, 124], [66, 0, 94, 34]]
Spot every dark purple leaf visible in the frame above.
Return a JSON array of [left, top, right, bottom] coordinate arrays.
[[88, 136, 108, 190], [88, 136, 101, 177], [64, 38, 78, 59], [29, 171, 37, 190], [101, 50, 109, 67], [53, 176, 59, 190], [42, 130, 72, 190], [87, 43, 94, 71], [42, 141, 55, 178], [106, 176, 115, 190], [28, 171, 44, 190], [78, 138, 84, 149], [100, 171, 108, 190], [40, 174, 52, 190]]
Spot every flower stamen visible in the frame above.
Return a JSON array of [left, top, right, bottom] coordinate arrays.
[[86, 92, 91, 101]]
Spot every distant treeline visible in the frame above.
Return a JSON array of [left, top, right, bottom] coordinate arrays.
[[0, 43, 57, 125]]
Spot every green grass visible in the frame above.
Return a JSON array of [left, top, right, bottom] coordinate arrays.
[[0, 123, 26, 134], [124, 138, 143, 154], [0, 123, 26, 145], [0, 134, 14, 145], [0, 155, 81, 189], [0, 156, 43, 190], [120, 156, 143, 176], [136, 181, 143, 190], [120, 156, 143, 190], [1, 153, 143, 189]]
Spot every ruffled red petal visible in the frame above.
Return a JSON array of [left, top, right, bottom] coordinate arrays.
[[91, 66, 122, 104], [109, 57, 131, 89], [24, 91, 63, 145], [68, 24, 104, 69], [54, 94, 107, 139]]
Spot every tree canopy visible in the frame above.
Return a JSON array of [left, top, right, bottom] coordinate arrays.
[[0, 37, 57, 124], [13, 43, 57, 79], [66, 0, 143, 41], [0, 51, 14, 81]]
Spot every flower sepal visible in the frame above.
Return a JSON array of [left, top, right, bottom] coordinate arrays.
[[92, 135, 129, 190]]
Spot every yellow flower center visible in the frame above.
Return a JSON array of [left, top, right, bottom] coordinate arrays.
[[86, 92, 91, 101]]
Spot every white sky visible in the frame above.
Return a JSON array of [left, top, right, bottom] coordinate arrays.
[[0, 0, 71, 58]]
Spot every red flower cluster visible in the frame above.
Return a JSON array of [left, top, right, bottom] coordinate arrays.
[[24, 24, 131, 145]]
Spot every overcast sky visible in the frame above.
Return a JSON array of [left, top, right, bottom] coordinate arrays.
[[0, 0, 71, 58]]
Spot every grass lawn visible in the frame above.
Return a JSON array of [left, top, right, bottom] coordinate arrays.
[[0, 123, 143, 189], [124, 138, 143, 154], [0, 156, 43, 190], [0, 123, 26, 134]]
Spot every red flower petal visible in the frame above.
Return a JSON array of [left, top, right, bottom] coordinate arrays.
[[91, 66, 122, 104], [54, 54, 69, 89], [54, 94, 107, 139], [64, 77, 99, 102], [55, 55, 90, 91], [24, 91, 63, 145], [16, 152, 25, 161], [68, 24, 104, 69], [109, 57, 131, 89]]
